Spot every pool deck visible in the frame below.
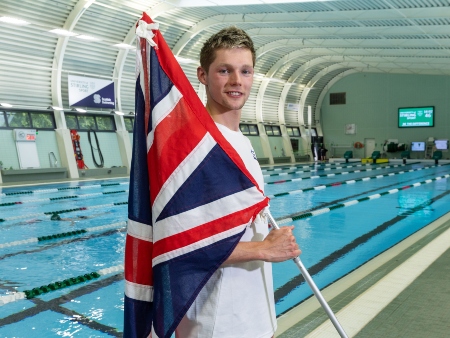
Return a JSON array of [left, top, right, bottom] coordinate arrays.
[[276, 210, 450, 338]]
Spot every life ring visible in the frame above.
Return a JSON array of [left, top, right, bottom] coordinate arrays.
[[354, 142, 364, 149]]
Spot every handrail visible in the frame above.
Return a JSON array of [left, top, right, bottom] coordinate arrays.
[[49, 152, 58, 168]]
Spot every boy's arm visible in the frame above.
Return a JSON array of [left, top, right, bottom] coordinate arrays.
[[223, 226, 301, 264]]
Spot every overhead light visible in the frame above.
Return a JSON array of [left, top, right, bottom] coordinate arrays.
[[76, 34, 100, 41], [111, 110, 124, 116], [172, 0, 322, 6], [84, 0, 95, 8], [0, 103, 13, 108], [48, 106, 64, 111], [49, 28, 78, 37], [114, 43, 136, 50], [72, 108, 86, 113], [0, 16, 30, 26], [175, 56, 197, 64]]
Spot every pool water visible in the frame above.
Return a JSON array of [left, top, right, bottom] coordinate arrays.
[[0, 161, 449, 336]]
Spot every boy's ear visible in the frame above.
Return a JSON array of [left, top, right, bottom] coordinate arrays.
[[197, 66, 208, 86]]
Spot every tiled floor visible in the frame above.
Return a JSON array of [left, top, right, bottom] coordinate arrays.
[[277, 212, 450, 338]]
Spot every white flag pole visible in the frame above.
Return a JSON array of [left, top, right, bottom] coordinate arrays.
[[266, 212, 349, 338]]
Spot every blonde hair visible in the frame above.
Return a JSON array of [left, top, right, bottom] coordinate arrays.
[[199, 26, 256, 73]]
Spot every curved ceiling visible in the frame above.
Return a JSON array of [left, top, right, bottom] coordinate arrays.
[[1, 0, 449, 126]]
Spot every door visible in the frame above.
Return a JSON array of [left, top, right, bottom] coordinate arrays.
[[364, 138, 375, 158]]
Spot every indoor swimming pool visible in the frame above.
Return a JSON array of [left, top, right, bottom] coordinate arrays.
[[0, 160, 450, 337]]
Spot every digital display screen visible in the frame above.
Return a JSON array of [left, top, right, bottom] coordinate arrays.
[[411, 142, 425, 151], [398, 106, 434, 128], [26, 134, 36, 141], [435, 140, 448, 150]]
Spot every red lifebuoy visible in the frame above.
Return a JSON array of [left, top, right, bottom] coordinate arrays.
[[354, 142, 364, 149], [70, 129, 88, 169]]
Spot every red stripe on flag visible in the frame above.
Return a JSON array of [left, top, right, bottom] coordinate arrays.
[[124, 234, 154, 286], [148, 98, 207, 204], [152, 199, 269, 259]]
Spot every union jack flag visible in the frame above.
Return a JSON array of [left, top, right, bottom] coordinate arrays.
[[124, 13, 269, 338]]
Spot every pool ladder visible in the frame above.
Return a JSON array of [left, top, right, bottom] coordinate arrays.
[[49, 152, 58, 168]]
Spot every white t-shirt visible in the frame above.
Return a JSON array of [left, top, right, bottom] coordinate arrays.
[[176, 123, 276, 338]]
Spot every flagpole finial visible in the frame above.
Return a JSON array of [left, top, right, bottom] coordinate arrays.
[[136, 20, 159, 49]]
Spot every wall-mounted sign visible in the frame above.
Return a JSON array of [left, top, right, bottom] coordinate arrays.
[[68, 75, 115, 109], [287, 103, 299, 111]]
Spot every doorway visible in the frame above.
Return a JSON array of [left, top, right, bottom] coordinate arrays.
[[364, 138, 375, 158]]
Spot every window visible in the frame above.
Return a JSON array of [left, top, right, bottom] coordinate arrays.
[[66, 114, 78, 130], [66, 113, 116, 132], [265, 125, 281, 136], [124, 117, 134, 132], [239, 123, 259, 136], [31, 113, 55, 129], [96, 116, 115, 131], [330, 92, 346, 105], [6, 112, 31, 128], [0, 111, 56, 130], [77, 115, 96, 130], [286, 126, 301, 137]]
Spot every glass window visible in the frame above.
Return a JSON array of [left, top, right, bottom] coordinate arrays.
[[293, 127, 300, 136], [248, 125, 258, 135], [287, 127, 294, 136], [272, 126, 281, 136], [239, 124, 249, 134], [124, 118, 134, 132], [265, 125, 273, 136], [66, 114, 78, 130], [78, 115, 96, 130], [96, 116, 115, 131], [311, 128, 317, 137], [6, 112, 31, 128], [31, 113, 55, 129], [0, 112, 6, 128]]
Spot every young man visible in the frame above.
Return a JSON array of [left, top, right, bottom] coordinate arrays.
[[176, 27, 301, 338]]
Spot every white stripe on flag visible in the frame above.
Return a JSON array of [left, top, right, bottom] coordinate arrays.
[[127, 219, 153, 241], [154, 186, 262, 240], [125, 280, 154, 302], [152, 132, 216, 223], [152, 221, 248, 266], [147, 85, 183, 152]]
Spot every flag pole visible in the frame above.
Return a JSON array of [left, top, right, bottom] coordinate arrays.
[[266, 212, 349, 338]]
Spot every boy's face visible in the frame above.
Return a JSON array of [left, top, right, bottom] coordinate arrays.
[[197, 47, 254, 114]]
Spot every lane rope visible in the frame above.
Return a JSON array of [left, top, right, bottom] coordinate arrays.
[[0, 190, 129, 207], [264, 162, 418, 178], [262, 162, 375, 173], [0, 264, 124, 306], [276, 173, 450, 225], [267, 163, 445, 198], [0, 202, 128, 223], [265, 163, 448, 186], [0, 182, 129, 198], [0, 221, 126, 249]]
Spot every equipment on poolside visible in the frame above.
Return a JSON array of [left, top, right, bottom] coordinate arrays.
[[87, 129, 104, 168], [70, 129, 88, 169], [14, 129, 40, 169], [266, 212, 349, 338]]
